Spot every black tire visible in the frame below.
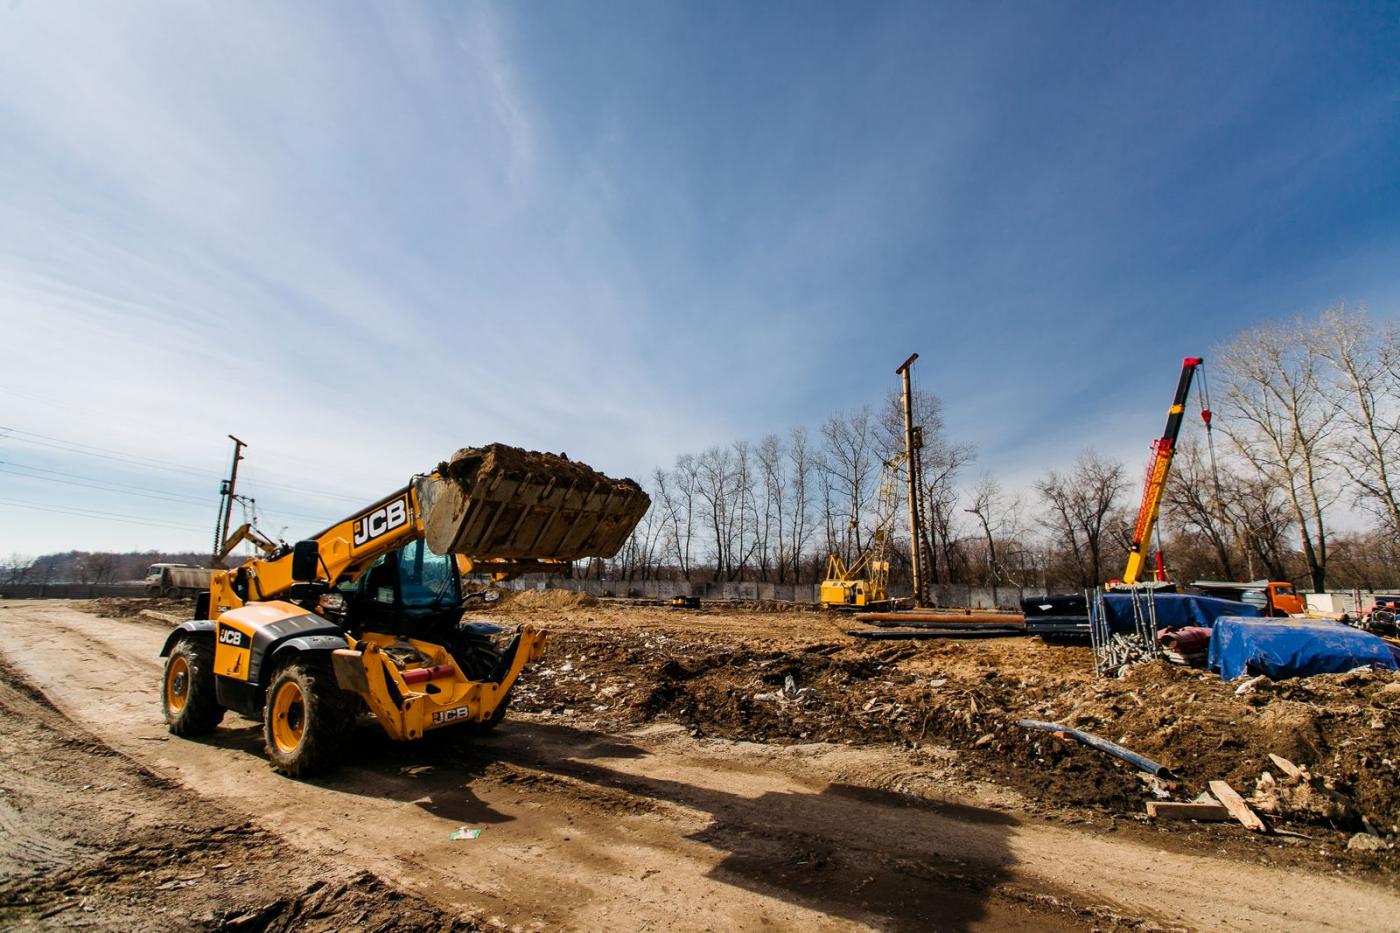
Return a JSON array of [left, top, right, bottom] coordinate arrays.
[[445, 631, 509, 734], [262, 658, 357, 778], [163, 637, 225, 736]]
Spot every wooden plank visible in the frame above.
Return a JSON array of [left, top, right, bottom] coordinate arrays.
[[1146, 801, 1232, 822], [1268, 753, 1305, 782], [1209, 780, 1267, 832]]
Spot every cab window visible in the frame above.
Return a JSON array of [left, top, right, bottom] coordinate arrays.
[[397, 539, 456, 608]]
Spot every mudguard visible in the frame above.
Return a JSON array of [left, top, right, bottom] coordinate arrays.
[[271, 633, 353, 666], [160, 620, 216, 657]]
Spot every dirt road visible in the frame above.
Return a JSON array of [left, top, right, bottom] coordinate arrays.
[[1, 600, 1396, 931]]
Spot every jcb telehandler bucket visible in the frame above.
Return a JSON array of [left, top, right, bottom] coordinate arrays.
[[414, 444, 650, 561]]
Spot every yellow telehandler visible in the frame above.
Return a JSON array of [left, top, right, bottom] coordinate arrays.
[[160, 444, 649, 777]]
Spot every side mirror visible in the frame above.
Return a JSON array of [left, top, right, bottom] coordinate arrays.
[[291, 540, 320, 582]]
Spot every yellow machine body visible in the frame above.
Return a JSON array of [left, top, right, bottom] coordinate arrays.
[[160, 445, 648, 773]]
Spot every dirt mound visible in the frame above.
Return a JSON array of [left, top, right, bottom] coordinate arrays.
[[503, 588, 600, 610], [512, 623, 1399, 845], [87, 596, 192, 621]]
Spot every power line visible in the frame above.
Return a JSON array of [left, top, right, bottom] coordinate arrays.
[[0, 497, 207, 532], [0, 461, 343, 527], [0, 427, 214, 479], [0, 427, 370, 506], [0, 462, 212, 505]]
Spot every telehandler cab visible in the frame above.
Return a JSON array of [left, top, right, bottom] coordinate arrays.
[[160, 444, 649, 777]]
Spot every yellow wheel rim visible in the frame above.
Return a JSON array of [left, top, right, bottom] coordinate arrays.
[[165, 656, 190, 712], [270, 680, 306, 754]]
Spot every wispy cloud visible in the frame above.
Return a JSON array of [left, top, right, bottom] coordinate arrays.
[[1, 2, 1396, 553]]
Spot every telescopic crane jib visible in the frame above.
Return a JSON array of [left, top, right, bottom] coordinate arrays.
[[1120, 357, 1209, 586]]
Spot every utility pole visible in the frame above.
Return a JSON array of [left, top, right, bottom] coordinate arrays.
[[896, 354, 929, 607], [212, 435, 246, 568]]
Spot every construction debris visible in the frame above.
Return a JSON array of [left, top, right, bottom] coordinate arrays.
[[1347, 833, 1388, 852], [1015, 719, 1175, 779], [848, 627, 1025, 640], [1209, 780, 1267, 832], [1145, 800, 1231, 822]]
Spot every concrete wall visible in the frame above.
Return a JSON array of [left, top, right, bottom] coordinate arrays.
[[497, 577, 1047, 609], [0, 582, 148, 599], [1306, 591, 1393, 614]]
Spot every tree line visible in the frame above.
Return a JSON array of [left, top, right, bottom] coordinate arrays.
[[7, 305, 1394, 595], [0, 551, 217, 586], [600, 305, 1399, 593]]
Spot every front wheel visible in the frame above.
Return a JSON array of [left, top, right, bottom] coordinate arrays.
[[163, 637, 225, 735], [262, 659, 356, 777]]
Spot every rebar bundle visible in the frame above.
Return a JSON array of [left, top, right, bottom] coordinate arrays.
[[1089, 585, 1161, 677]]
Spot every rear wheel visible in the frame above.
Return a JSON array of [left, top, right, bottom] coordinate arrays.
[[262, 659, 356, 777], [163, 637, 225, 735]]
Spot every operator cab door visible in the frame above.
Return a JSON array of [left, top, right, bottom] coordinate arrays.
[[338, 538, 462, 637]]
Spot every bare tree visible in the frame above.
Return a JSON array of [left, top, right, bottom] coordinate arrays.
[[786, 426, 814, 583], [1231, 474, 1295, 581], [1163, 441, 1239, 579], [877, 388, 974, 586], [617, 481, 665, 582], [821, 406, 878, 563], [755, 434, 784, 581], [1220, 317, 1340, 590], [963, 476, 1021, 587], [730, 440, 759, 580], [2, 553, 35, 584], [653, 457, 699, 580], [697, 446, 736, 580], [1037, 451, 1128, 588], [1313, 305, 1400, 536]]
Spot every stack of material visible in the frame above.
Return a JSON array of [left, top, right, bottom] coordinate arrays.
[[848, 609, 1025, 640], [1158, 626, 1211, 666], [1209, 617, 1400, 680]]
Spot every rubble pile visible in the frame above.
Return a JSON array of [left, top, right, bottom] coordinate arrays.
[[510, 621, 1399, 849]]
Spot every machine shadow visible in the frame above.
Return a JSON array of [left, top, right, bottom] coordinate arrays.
[[196, 717, 1020, 929], [482, 722, 1022, 932], [193, 716, 648, 828]]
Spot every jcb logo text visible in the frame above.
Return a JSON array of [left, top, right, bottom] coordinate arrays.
[[353, 496, 409, 547], [218, 627, 247, 648]]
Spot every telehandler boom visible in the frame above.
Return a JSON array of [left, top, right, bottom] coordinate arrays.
[[160, 444, 649, 777]]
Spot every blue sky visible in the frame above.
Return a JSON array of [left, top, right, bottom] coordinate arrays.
[[1, 1, 1397, 555]]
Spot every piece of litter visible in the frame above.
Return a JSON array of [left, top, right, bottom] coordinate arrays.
[[400, 766, 434, 777], [450, 827, 482, 840]]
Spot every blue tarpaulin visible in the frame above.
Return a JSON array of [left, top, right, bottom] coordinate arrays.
[[1208, 616, 1400, 680], [1099, 592, 1259, 634]]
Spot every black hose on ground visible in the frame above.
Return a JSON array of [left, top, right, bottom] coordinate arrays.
[[1015, 719, 1175, 779]]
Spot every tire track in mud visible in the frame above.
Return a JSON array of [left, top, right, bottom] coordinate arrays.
[[0, 603, 1096, 930], [0, 655, 478, 931], [2, 601, 1398, 932]]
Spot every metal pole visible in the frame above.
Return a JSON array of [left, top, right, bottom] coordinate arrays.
[[896, 353, 925, 607], [214, 435, 246, 567]]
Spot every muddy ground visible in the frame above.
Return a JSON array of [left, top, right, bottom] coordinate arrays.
[[3, 594, 1398, 931], [488, 590, 1400, 861], [0, 654, 475, 930]]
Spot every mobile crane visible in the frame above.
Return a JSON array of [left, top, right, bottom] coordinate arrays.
[[1119, 356, 1205, 586], [160, 444, 649, 777]]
